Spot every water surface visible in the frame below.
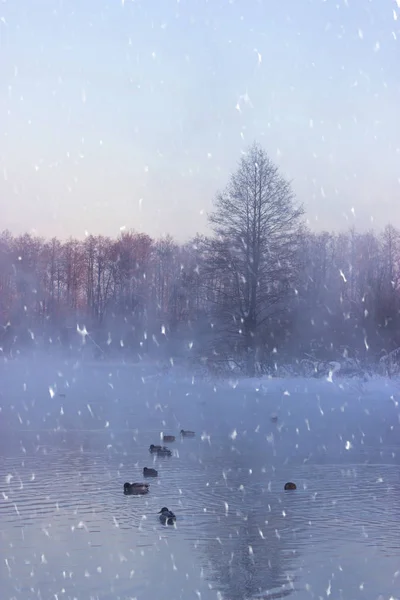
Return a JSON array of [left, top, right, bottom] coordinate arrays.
[[1, 360, 400, 599]]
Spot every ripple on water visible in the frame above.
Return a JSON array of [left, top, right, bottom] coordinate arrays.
[[2, 371, 400, 600]]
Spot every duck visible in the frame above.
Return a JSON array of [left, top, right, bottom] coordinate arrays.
[[180, 430, 195, 437], [163, 435, 175, 442], [149, 444, 172, 456], [158, 507, 176, 525], [284, 482, 296, 490], [123, 482, 149, 495], [143, 467, 158, 477], [270, 414, 278, 423]]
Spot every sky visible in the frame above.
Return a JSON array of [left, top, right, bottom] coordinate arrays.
[[0, 0, 399, 243]]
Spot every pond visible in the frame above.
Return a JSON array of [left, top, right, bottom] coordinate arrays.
[[1, 359, 400, 599]]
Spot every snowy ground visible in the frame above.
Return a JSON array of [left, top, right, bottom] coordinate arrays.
[[1, 357, 400, 599]]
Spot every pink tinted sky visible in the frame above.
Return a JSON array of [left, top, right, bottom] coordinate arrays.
[[0, 0, 399, 242]]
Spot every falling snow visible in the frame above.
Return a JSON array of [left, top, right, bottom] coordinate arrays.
[[1, 0, 399, 597], [2, 358, 400, 599]]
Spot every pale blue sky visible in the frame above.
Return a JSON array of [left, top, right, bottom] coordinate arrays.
[[0, 0, 399, 242]]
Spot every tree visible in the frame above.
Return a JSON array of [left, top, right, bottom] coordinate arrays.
[[376, 225, 400, 347], [204, 142, 304, 375], [153, 234, 178, 320], [82, 235, 116, 324], [0, 230, 15, 324]]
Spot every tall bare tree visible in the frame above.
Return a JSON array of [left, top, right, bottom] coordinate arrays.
[[205, 142, 304, 375]]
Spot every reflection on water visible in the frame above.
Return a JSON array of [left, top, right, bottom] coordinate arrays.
[[1, 361, 400, 599]]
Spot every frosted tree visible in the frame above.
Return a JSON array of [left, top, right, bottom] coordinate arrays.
[[204, 142, 304, 375]]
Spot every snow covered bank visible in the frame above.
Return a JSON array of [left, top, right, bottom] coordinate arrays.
[[224, 372, 400, 400]]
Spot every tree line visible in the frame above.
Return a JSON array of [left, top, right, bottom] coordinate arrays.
[[1, 143, 399, 375]]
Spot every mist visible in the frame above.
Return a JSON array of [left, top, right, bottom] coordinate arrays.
[[2, 221, 400, 379], [2, 355, 400, 599], [1, 0, 400, 594]]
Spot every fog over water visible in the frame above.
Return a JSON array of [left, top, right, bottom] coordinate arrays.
[[1, 358, 400, 599], [2, 0, 399, 597]]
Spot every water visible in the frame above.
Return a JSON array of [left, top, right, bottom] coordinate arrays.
[[1, 359, 400, 599]]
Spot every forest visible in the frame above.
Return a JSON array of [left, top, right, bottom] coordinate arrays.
[[1, 143, 399, 376]]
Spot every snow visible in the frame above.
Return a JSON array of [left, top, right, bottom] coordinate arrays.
[[1, 358, 400, 599]]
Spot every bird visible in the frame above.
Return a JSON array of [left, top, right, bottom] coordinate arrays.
[[180, 430, 195, 437], [270, 414, 278, 423], [123, 482, 149, 495], [163, 435, 175, 442], [143, 467, 158, 477], [158, 507, 176, 525], [284, 482, 297, 490], [149, 444, 172, 456]]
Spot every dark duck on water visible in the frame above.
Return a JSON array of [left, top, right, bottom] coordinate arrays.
[[158, 507, 176, 525], [149, 444, 172, 456], [123, 482, 149, 495], [143, 467, 158, 477]]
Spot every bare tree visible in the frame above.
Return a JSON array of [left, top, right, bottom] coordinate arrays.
[[376, 225, 400, 346], [0, 230, 15, 324], [204, 142, 304, 375], [153, 234, 178, 319], [82, 235, 116, 324], [63, 237, 84, 313]]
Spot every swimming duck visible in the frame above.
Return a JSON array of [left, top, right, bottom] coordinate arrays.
[[149, 444, 172, 456], [123, 482, 149, 495], [180, 430, 195, 437], [163, 435, 175, 442], [270, 414, 278, 423], [143, 467, 158, 477], [284, 482, 296, 490], [158, 507, 176, 525]]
